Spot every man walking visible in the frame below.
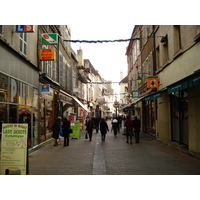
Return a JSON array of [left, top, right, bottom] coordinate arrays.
[[133, 116, 141, 143], [63, 117, 70, 146]]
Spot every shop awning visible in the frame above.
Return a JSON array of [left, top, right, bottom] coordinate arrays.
[[145, 92, 161, 101], [72, 96, 90, 113], [60, 90, 90, 112], [167, 71, 200, 94]]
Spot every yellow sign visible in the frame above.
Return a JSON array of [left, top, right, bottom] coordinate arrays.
[[39, 49, 55, 60], [147, 76, 158, 88], [1, 124, 28, 175]]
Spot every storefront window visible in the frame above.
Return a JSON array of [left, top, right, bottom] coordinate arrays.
[[0, 73, 8, 102], [170, 90, 188, 145], [46, 100, 53, 133]]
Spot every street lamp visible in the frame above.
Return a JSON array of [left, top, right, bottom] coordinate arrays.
[[113, 101, 119, 117]]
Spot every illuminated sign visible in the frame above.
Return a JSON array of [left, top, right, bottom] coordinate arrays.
[[15, 25, 34, 32], [39, 49, 55, 60], [41, 33, 58, 44]]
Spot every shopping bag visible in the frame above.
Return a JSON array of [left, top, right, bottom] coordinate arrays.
[[59, 128, 64, 137]]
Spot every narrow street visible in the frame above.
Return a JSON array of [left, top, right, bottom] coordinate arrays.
[[28, 120, 200, 175]]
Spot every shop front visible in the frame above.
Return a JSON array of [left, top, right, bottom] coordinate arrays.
[[0, 72, 39, 148]]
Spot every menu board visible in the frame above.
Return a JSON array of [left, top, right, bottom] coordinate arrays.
[[1, 124, 28, 175]]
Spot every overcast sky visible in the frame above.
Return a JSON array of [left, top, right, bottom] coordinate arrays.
[[71, 24, 134, 83]]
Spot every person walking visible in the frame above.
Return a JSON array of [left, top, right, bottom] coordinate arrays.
[[112, 117, 118, 137], [133, 116, 141, 143], [124, 116, 133, 144], [86, 117, 94, 141], [100, 118, 109, 141], [52, 117, 61, 146], [63, 117, 70, 146]]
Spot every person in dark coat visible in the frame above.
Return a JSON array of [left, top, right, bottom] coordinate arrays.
[[100, 118, 109, 141], [63, 117, 70, 146], [86, 117, 94, 141], [124, 116, 133, 144], [133, 116, 141, 143], [52, 117, 61, 146], [112, 118, 118, 137]]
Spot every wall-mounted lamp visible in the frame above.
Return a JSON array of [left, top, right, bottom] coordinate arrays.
[[137, 73, 149, 84], [160, 36, 167, 46]]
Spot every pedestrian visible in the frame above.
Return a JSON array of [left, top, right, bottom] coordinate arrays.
[[86, 117, 94, 141], [52, 116, 61, 146], [112, 117, 118, 137], [63, 117, 70, 146], [133, 116, 141, 143], [94, 117, 100, 133], [100, 118, 109, 141], [124, 116, 134, 144]]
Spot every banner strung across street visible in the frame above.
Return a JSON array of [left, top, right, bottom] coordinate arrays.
[[1, 124, 28, 175]]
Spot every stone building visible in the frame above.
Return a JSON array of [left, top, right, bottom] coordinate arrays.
[[127, 25, 200, 156]]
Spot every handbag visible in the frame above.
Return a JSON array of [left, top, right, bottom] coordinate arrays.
[[85, 132, 88, 139]]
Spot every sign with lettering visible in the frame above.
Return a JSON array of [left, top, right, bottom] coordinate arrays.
[[39, 49, 55, 60], [1, 124, 28, 175], [15, 25, 34, 32], [41, 33, 58, 44]]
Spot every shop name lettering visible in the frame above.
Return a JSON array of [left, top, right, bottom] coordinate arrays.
[[3, 125, 27, 138]]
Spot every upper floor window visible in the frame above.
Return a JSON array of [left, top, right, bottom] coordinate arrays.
[[173, 25, 181, 54], [20, 33, 27, 55]]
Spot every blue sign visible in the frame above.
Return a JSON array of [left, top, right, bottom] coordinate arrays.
[[16, 25, 24, 32], [15, 25, 34, 32], [41, 84, 50, 94]]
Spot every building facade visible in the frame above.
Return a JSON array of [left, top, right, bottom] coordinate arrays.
[[126, 25, 200, 156]]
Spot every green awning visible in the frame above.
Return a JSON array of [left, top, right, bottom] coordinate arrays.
[[145, 92, 161, 101], [167, 72, 200, 94]]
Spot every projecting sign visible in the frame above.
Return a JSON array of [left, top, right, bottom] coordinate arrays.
[[41, 33, 58, 44], [132, 90, 139, 98], [15, 25, 34, 32], [41, 84, 50, 94], [147, 76, 159, 88], [39, 49, 55, 60], [1, 124, 28, 175]]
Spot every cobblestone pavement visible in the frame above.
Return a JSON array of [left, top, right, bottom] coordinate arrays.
[[28, 120, 200, 175]]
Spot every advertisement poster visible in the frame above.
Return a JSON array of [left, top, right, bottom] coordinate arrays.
[[70, 121, 80, 139], [1, 124, 28, 175]]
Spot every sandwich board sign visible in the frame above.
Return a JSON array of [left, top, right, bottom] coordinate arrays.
[[41, 33, 58, 44], [1, 124, 28, 175]]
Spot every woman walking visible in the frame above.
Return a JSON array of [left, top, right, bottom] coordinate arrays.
[[100, 118, 109, 142], [124, 116, 133, 144], [52, 117, 61, 146]]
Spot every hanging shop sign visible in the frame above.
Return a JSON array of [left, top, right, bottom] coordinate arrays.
[[1, 124, 28, 175], [147, 76, 159, 88], [15, 25, 34, 32], [39, 49, 55, 60], [132, 90, 139, 98], [41, 84, 50, 94], [41, 33, 58, 44]]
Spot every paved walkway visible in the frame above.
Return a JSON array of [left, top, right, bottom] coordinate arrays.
[[28, 120, 200, 175]]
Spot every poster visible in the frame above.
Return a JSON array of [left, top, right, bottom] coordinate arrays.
[[70, 121, 80, 139], [1, 124, 28, 175]]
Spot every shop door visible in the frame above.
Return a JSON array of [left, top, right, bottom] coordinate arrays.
[[171, 91, 188, 146]]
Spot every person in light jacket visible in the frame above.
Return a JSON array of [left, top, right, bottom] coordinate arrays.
[[100, 118, 109, 142]]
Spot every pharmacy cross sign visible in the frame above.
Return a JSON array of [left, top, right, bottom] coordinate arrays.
[[41, 33, 58, 44]]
